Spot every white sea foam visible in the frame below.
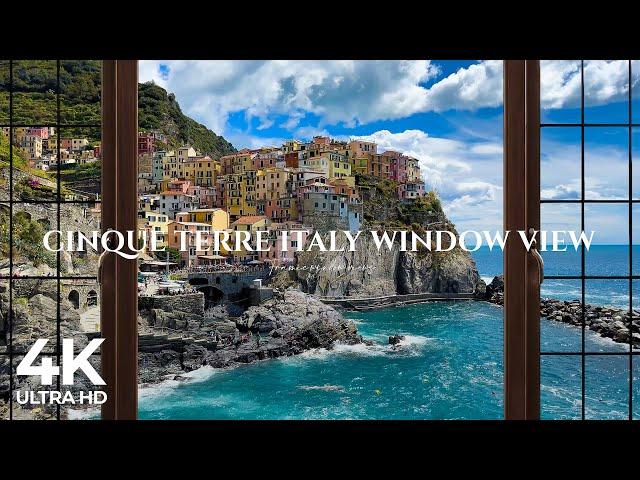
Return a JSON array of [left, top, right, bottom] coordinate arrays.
[[481, 276, 495, 285], [67, 406, 100, 420], [138, 366, 220, 400]]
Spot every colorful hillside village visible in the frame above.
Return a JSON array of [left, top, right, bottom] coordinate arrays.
[[137, 134, 426, 268], [2, 127, 426, 269]]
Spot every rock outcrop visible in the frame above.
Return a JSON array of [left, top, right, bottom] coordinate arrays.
[[294, 234, 484, 298], [484, 274, 640, 347], [137, 289, 362, 384]]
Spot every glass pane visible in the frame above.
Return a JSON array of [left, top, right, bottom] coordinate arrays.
[[59, 203, 101, 277], [0, 204, 8, 274], [585, 355, 629, 419], [12, 60, 57, 125], [10, 354, 58, 420], [9, 127, 58, 201], [634, 356, 640, 420], [585, 204, 629, 276], [60, 60, 101, 126], [584, 127, 628, 200], [584, 60, 629, 124], [11, 279, 58, 355], [632, 60, 640, 125], [632, 128, 640, 199], [0, 60, 8, 124], [0, 355, 7, 419], [62, 279, 100, 334], [541, 127, 581, 200], [0, 278, 6, 354], [541, 203, 581, 276], [541, 355, 581, 419], [540, 60, 582, 124], [585, 279, 630, 352], [58, 127, 101, 201], [541, 279, 582, 353], [10, 203, 58, 276]]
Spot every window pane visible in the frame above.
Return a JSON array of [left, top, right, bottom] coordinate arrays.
[[584, 60, 629, 124], [541, 203, 581, 276], [540, 60, 581, 124], [0, 60, 8, 124], [585, 279, 630, 352], [11, 279, 58, 355], [60, 60, 101, 126], [541, 127, 581, 200], [58, 127, 101, 201], [9, 127, 58, 201], [11, 203, 58, 277], [10, 354, 58, 420], [12, 60, 57, 125], [541, 280, 582, 353], [585, 204, 629, 275], [59, 203, 101, 277], [0, 355, 8, 419], [585, 355, 629, 419], [541, 355, 581, 419], [584, 127, 628, 200]]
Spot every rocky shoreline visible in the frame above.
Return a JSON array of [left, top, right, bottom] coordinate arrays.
[[137, 289, 363, 386], [485, 275, 640, 347], [1, 286, 362, 419]]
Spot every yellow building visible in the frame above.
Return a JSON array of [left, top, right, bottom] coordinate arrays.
[[256, 167, 290, 201], [186, 208, 229, 232], [350, 156, 369, 175], [138, 211, 169, 253], [220, 151, 254, 175], [228, 215, 270, 262], [323, 151, 351, 178], [222, 173, 257, 220], [184, 156, 217, 187]]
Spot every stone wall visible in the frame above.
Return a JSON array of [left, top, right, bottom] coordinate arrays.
[[139, 292, 205, 316]]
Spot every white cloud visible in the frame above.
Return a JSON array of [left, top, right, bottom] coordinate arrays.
[[350, 129, 504, 232], [139, 60, 442, 135]]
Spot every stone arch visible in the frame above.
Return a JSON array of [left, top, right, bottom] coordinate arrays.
[[198, 286, 225, 309], [87, 290, 98, 307], [68, 290, 80, 309]]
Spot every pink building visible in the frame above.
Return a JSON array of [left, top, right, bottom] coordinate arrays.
[[138, 133, 155, 155], [26, 127, 49, 139], [167, 220, 213, 267], [187, 185, 216, 209], [385, 150, 408, 183], [166, 178, 192, 195]]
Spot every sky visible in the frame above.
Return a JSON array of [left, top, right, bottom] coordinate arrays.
[[139, 60, 640, 244]]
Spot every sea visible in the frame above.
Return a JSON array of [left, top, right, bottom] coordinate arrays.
[[137, 245, 640, 420]]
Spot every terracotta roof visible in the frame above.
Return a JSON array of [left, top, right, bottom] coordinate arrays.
[[231, 215, 267, 226]]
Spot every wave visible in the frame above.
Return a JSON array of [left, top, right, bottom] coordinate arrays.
[[138, 366, 220, 401], [296, 335, 433, 361]]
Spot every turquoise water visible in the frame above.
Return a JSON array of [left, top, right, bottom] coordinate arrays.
[[138, 245, 640, 420]]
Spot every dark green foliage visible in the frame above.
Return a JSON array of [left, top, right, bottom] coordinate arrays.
[[0, 61, 235, 155], [139, 82, 236, 157], [0, 210, 56, 268]]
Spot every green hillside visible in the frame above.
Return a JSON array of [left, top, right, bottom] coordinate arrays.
[[0, 60, 236, 157]]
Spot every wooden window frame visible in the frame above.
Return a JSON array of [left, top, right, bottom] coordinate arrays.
[[504, 60, 541, 420], [99, 59, 543, 420], [100, 60, 138, 420]]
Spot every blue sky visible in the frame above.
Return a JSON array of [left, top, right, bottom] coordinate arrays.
[[139, 60, 640, 244]]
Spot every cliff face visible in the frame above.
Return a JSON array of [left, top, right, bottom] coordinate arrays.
[[294, 234, 484, 298]]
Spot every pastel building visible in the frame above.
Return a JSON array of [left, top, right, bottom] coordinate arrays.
[[167, 220, 214, 267], [159, 191, 197, 220]]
